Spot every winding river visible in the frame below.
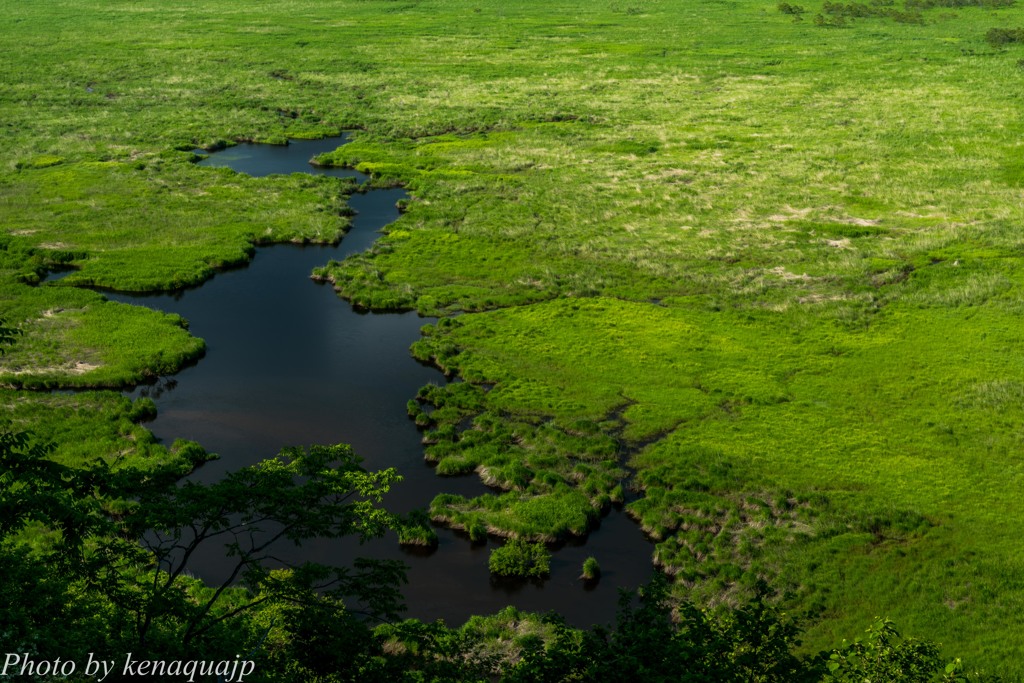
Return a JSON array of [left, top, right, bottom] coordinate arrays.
[[102, 136, 654, 627]]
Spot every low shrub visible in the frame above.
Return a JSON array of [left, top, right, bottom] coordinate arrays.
[[397, 509, 439, 548], [489, 539, 550, 578], [778, 2, 808, 13], [986, 27, 1024, 45]]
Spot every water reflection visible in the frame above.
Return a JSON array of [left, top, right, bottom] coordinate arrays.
[[107, 136, 654, 627]]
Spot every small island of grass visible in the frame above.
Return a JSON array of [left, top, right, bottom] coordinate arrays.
[[488, 539, 551, 579], [397, 509, 439, 548]]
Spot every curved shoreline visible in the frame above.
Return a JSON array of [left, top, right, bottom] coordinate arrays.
[[48, 135, 654, 627]]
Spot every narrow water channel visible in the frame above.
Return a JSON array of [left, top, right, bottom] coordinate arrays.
[[101, 136, 654, 627]]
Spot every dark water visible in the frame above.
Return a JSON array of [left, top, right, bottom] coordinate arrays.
[[194, 137, 362, 180], [101, 136, 654, 627]]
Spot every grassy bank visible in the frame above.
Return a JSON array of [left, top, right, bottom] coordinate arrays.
[[0, 388, 203, 473], [3, 0, 1024, 670], [413, 295, 1024, 660]]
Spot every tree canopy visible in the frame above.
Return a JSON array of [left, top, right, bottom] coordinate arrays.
[[0, 423, 1008, 681]]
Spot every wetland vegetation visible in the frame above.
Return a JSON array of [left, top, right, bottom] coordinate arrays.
[[2, 0, 1024, 677]]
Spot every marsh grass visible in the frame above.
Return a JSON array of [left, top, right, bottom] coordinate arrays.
[[0, 160, 355, 292], [488, 539, 551, 579], [3, 0, 1024, 667], [397, 509, 440, 548], [0, 284, 205, 388], [0, 389, 201, 473], [413, 294, 1024, 660]]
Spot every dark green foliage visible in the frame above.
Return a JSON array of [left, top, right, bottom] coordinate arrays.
[[397, 509, 439, 547], [0, 430, 109, 555], [267, 602, 495, 683], [0, 432, 406, 660], [0, 317, 20, 349], [823, 619, 940, 681], [126, 396, 157, 422], [986, 27, 1024, 44], [820, 1, 924, 23], [0, 430, 137, 660], [778, 2, 808, 13], [268, 603, 380, 682], [0, 433, 995, 683], [813, 0, 1015, 26], [502, 577, 809, 682], [468, 520, 489, 544], [363, 620, 497, 683], [906, 0, 1013, 7], [817, 618, 1006, 682], [592, 139, 661, 156], [0, 542, 115, 668], [126, 443, 406, 647], [488, 539, 551, 578], [499, 581, 1008, 682]]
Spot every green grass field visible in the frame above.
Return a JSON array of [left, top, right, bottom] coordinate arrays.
[[3, 0, 1024, 670]]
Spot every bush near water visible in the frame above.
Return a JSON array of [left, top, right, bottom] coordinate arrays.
[[3, 0, 1024, 674]]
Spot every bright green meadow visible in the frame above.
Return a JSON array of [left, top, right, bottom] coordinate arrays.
[[2, 0, 1024, 670]]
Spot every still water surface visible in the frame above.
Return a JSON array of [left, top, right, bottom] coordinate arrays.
[[104, 136, 654, 626]]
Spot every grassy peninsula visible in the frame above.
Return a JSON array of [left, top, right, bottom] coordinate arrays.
[[2, 0, 1024, 673]]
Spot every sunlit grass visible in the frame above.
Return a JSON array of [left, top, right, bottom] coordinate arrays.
[[3, 0, 1024, 668]]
